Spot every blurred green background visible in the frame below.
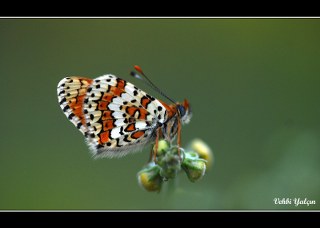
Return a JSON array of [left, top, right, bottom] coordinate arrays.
[[0, 19, 319, 210]]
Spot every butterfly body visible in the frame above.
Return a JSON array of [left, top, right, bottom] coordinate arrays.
[[57, 71, 191, 159]]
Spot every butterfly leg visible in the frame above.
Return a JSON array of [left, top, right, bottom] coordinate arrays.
[[177, 119, 182, 161], [148, 148, 153, 163], [152, 128, 160, 162]]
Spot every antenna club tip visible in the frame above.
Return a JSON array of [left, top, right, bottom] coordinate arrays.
[[134, 65, 144, 74]]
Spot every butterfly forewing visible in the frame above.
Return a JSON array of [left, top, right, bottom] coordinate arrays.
[[57, 77, 93, 136]]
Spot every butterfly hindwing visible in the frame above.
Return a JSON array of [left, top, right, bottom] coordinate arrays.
[[80, 74, 168, 158]]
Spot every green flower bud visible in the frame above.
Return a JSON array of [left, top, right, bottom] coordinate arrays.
[[182, 152, 206, 182], [159, 155, 181, 180], [138, 139, 210, 192], [137, 163, 162, 192], [154, 140, 170, 157], [190, 138, 213, 169], [157, 147, 181, 180]]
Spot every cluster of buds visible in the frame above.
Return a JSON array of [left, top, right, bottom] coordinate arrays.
[[137, 139, 213, 192]]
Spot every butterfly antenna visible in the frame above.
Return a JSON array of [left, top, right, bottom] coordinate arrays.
[[130, 65, 176, 104]]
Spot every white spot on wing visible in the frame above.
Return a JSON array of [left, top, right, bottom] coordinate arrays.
[[114, 119, 126, 126], [135, 121, 147, 129], [112, 111, 126, 119], [108, 103, 121, 111], [112, 97, 125, 105], [111, 126, 121, 139], [94, 74, 117, 86], [121, 93, 132, 102]]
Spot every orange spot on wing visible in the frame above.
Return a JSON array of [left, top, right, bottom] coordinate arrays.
[[126, 106, 149, 120], [72, 104, 82, 110], [125, 123, 136, 132], [117, 79, 126, 90], [102, 93, 113, 102], [126, 107, 137, 116], [68, 98, 77, 106], [64, 77, 93, 125], [138, 108, 149, 119], [100, 131, 110, 144], [131, 130, 144, 139], [73, 108, 84, 119], [103, 120, 115, 131], [141, 97, 151, 109], [98, 101, 109, 110], [102, 111, 113, 120], [69, 94, 87, 125], [110, 86, 122, 96]]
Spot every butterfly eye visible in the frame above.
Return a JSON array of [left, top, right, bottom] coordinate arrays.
[[178, 105, 186, 117]]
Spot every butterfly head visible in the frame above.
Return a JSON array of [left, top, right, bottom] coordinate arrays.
[[177, 99, 192, 125]]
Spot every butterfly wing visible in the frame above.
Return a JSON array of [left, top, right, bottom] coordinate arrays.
[[84, 74, 169, 158], [58, 74, 168, 158], [57, 77, 93, 136]]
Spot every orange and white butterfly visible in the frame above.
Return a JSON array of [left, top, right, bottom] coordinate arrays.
[[57, 66, 192, 159]]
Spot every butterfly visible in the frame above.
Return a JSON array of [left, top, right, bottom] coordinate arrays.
[[57, 66, 192, 159]]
